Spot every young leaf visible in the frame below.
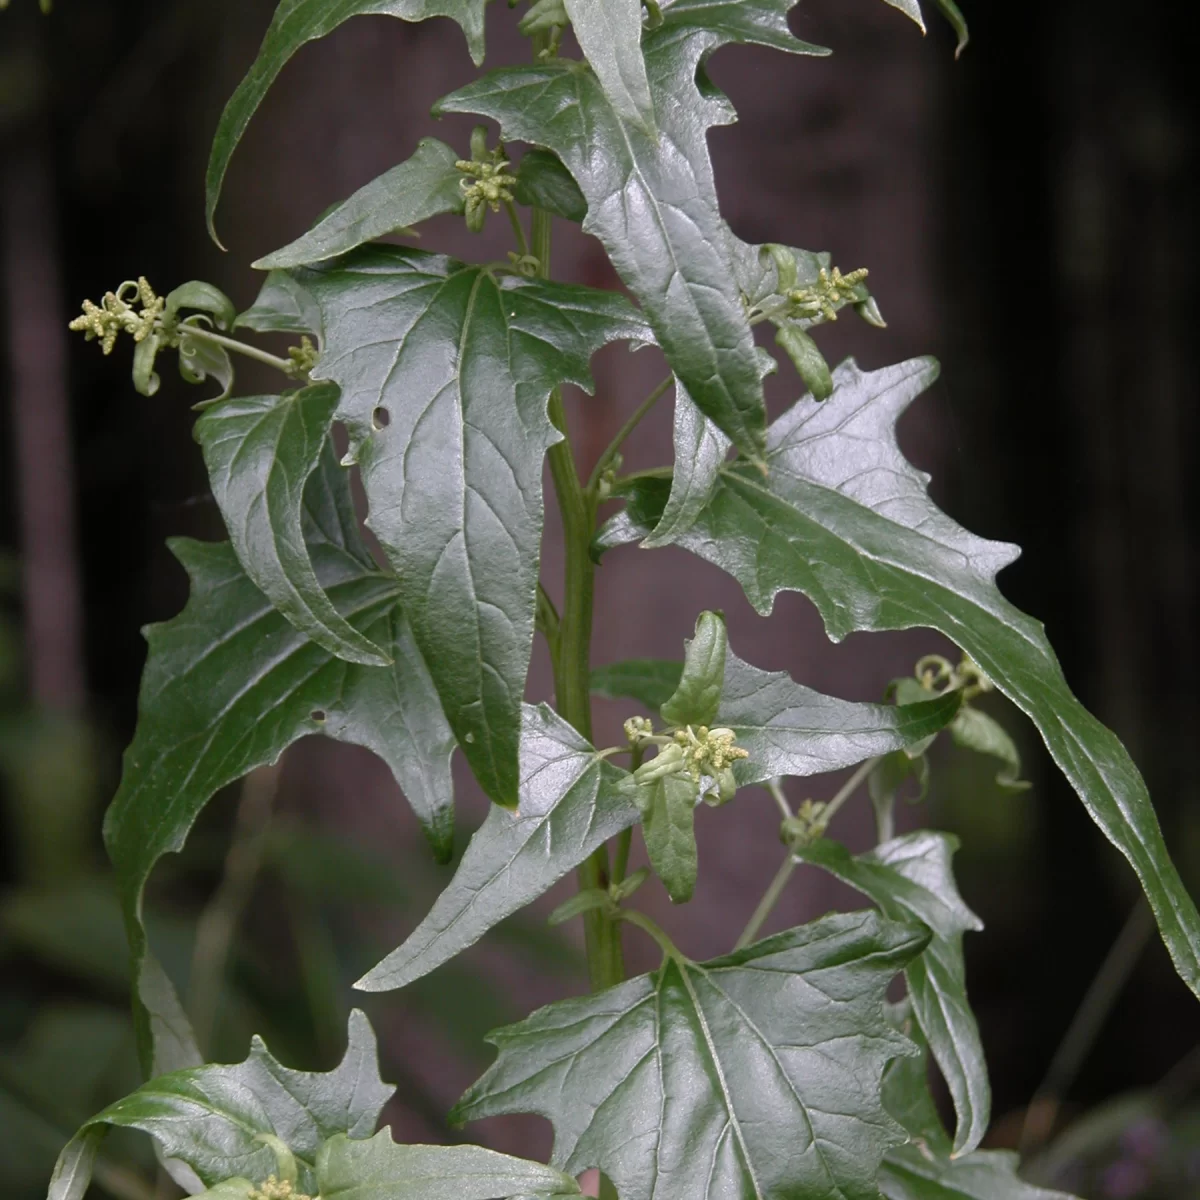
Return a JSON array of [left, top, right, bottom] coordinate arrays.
[[195, 386, 392, 668], [637, 772, 698, 903], [879, 1018, 1076, 1200], [797, 832, 990, 1156], [590, 658, 683, 711], [562, 0, 656, 135], [301, 245, 647, 806], [356, 704, 641, 993], [950, 706, 1031, 792], [513, 149, 587, 223], [206, 0, 488, 244], [660, 610, 727, 727], [718, 647, 962, 785], [106, 450, 455, 1071], [437, 0, 829, 462], [255, 138, 465, 270], [316, 1130, 580, 1200], [642, 380, 731, 548], [454, 911, 930, 1200], [603, 356, 1200, 1000], [49, 1012, 393, 1198], [236, 271, 323, 339]]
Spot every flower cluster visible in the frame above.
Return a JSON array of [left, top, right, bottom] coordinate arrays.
[[69, 278, 164, 355], [248, 1178, 309, 1200], [787, 266, 869, 323], [673, 724, 749, 781], [456, 153, 518, 231]]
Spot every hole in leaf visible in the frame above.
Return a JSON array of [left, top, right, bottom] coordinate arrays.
[[310, 710, 327, 723], [372, 407, 390, 430]]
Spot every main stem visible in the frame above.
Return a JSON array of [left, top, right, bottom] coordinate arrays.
[[534, 206, 625, 993]]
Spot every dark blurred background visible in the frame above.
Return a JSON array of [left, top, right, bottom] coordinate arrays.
[[2, 1, 1198, 1197]]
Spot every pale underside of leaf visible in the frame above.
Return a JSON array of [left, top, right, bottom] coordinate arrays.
[[206, 0, 487, 244], [454, 911, 930, 1200], [356, 704, 641, 992], [255, 138, 466, 269], [605, 354, 1200, 1001]]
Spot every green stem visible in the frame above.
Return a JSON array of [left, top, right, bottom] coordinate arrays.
[[504, 199, 530, 258], [587, 374, 674, 494], [177, 324, 298, 377], [535, 203, 624, 993], [735, 856, 796, 950]]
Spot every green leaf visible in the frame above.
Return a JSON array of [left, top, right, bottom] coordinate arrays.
[[562, 0, 655, 135], [950, 706, 1031, 792], [797, 832, 989, 1156], [513, 149, 587, 223], [454, 911, 929, 1200], [50, 1012, 393, 1198], [590, 658, 683, 711], [178, 326, 235, 403], [236, 271, 323, 339], [437, 0, 829, 461], [660, 610, 727, 727], [603, 355, 1200, 1000], [638, 772, 698, 902], [196, 385, 392, 667], [718, 646, 962, 785], [46, 1130, 102, 1200], [206, 0, 488, 244], [775, 323, 833, 400], [317, 1128, 580, 1200], [356, 704, 640, 992], [255, 139, 465, 270], [880, 0, 969, 57], [301, 245, 647, 805], [106, 450, 455, 1071], [879, 1016, 1076, 1200]]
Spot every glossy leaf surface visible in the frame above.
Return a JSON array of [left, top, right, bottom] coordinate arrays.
[[798, 832, 989, 1155], [455, 912, 929, 1200], [50, 1013, 392, 1199], [660, 610, 726, 727], [236, 271, 323, 338], [357, 704, 640, 992], [316, 1130, 579, 1200], [105, 452, 455, 1070], [950, 706, 1030, 791], [438, 0, 828, 461], [302, 245, 646, 805], [207, 0, 487, 242], [256, 138, 465, 269], [562, 0, 655, 135], [603, 355, 1200, 998], [637, 772, 698, 902], [590, 659, 683, 711], [195, 385, 391, 667], [513, 149, 587, 223]]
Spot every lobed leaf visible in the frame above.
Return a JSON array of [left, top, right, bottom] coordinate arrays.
[[599, 355, 1200, 1000], [236, 271, 323, 339], [301, 245, 647, 805], [49, 1012, 393, 1200], [356, 704, 641, 992], [437, 0, 829, 462], [316, 1129, 579, 1200], [195, 385, 392, 667], [206, 0, 488, 244], [562, 0, 655, 135], [105, 448, 455, 1071], [798, 832, 989, 1155], [255, 138, 465, 270], [454, 911, 930, 1200]]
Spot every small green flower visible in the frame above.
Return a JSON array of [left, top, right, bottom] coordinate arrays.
[[787, 266, 869, 323], [248, 1177, 309, 1200]]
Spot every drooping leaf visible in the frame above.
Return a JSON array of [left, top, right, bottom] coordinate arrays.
[[236, 271, 323, 339], [950, 705, 1031, 792], [642, 380, 730, 548], [206, 0, 488, 244], [454, 911, 929, 1200], [316, 1130, 580, 1200], [255, 139, 465, 270], [879, 1017, 1076, 1200], [590, 658, 683, 711], [798, 832, 989, 1156], [601, 356, 1200, 999], [195, 385, 392, 667], [301, 245, 647, 805], [356, 704, 640, 993], [879, 0, 969, 57], [49, 1012, 393, 1199], [437, 0, 829, 461], [718, 646, 962, 786], [660, 610, 726, 727], [105, 449, 455, 1071], [513, 149, 587, 223], [562, 0, 655, 135], [636, 771, 698, 903]]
